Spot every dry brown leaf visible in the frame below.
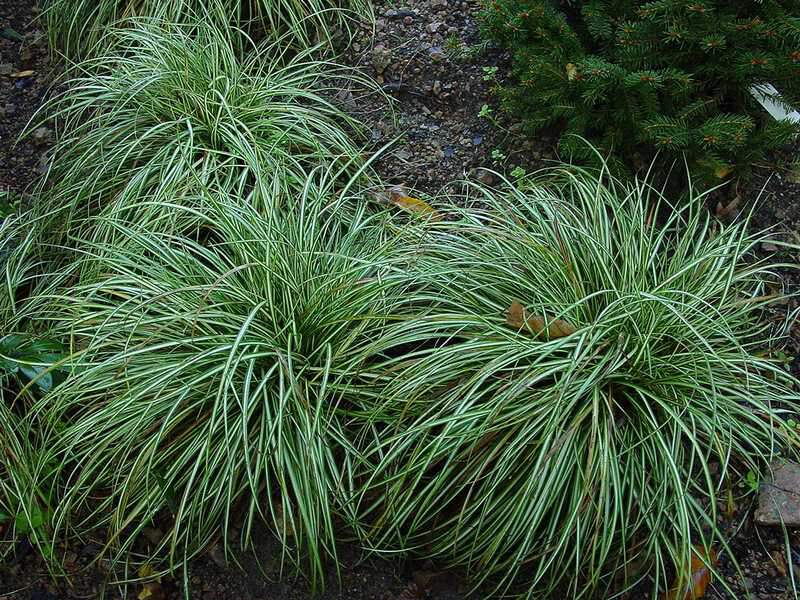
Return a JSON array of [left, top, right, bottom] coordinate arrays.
[[771, 550, 788, 577], [138, 582, 165, 600], [9, 70, 34, 78], [724, 486, 735, 519], [715, 195, 740, 219], [664, 545, 717, 600], [714, 164, 733, 179], [389, 192, 439, 219], [505, 300, 576, 339], [137, 564, 155, 579], [375, 187, 441, 220]]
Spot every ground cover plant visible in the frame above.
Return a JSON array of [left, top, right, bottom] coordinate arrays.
[[5, 0, 800, 595], [18, 183, 411, 588], [0, 215, 65, 564], [34, 17, 374, 243], [42, 0, 372, 60], [349, 166, 800, 598], [480, 0, 800, 182]]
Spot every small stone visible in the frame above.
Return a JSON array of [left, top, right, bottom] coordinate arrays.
[[0, 63, 12, 75], [384, 8, 398, 17], [754, 461, 800, 526], [761, 242, 779, 252], [208, 543, 227, 568], [429, 46, 445, 62], [433, 80, 442, 96], [31, 126, 51, 144], [475, 168, 495, 185], [427, 22, 444, 34], [372, 45, 392, 74], [403, 16, 413, 25]]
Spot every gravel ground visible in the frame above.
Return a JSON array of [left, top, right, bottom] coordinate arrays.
[[2, 0, 800, 599], [0, 1, 53, 194], [337, 0, 549, 196]]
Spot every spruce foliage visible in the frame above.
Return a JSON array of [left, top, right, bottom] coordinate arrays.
[[481, 0, 800, 181]]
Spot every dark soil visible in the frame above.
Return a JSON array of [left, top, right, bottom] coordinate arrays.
[[3, 0, 800, 599], [1, 531, 427, 600], [0, 1, 53, 193], [338, 0, 549, 197]]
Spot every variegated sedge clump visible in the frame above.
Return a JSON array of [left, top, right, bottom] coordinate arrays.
[[24, 184, 410, 586], [34, 17, 375, 243], [0, 214, 62, 564], [42, 0, 371, 60], [351, 165, 800, 598]]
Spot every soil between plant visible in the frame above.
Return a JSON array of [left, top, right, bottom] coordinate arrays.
[[2, 1, 800, 599], [0, 1, 54, 194]]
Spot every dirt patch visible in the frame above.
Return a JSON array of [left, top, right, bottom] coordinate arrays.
[[339, 0, 549, 196], [0, 1, 55, 194]]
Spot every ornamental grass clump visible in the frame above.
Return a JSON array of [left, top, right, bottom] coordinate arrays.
[[351, 167, 800, 598], [0, 216, 61, 562], [25, 188, 408, 585], [35, 19, 372, 237], [42, 0, 371, 60]]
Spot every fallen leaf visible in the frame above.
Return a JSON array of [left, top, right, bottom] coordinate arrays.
[[771, 550, 788, 577], [724, 485, 735, 519], [375, 187, 440, 220], [137, 564, 156, 579], [714, 164, 733, 179], [505, 300, 576, 339], [664, 545, 718, 600], [9, 70, 35, 78], [390, 194, 437, 216], [566, 62, 579, 81], [138, 582, 165, 600], [389, 190, 438, 218], [715, 195, 740, 219]]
